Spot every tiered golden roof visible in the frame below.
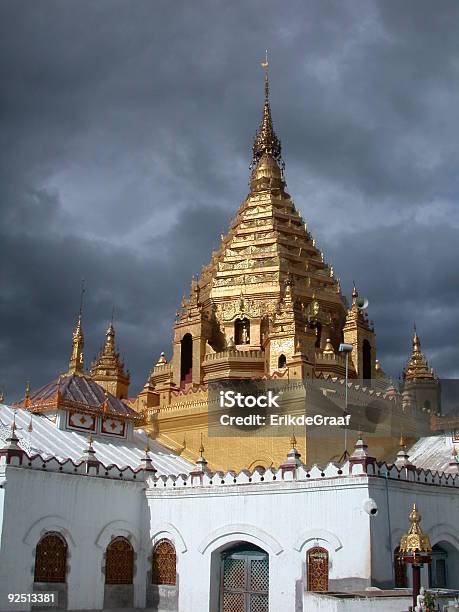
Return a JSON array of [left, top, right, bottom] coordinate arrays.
[[399, 503, 432, 555], [404, 327, 435, 381]]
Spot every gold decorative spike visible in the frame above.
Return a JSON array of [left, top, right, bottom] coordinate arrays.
[[399, 503, 432, 555], [199, 432, 205, 457], [27, 414, 33, 433], [67, 313, 85, 375], [399, 434, 406, 450], [290, 430, 297, 448], [25, 381, 30, 399]]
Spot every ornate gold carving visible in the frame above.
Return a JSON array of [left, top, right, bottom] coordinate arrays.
[[399, 503, 432, 556]]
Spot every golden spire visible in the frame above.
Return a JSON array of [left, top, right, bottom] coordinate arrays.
[[199, 432, 205, 457], [399, 503, 432, 555], [290, 429, 297, 448], [252, 50, 283, 168], [399, 434, 406, 450], [404, 325, 434, 381], [67, 281, 85, 375], [24, 380, 31, 407]]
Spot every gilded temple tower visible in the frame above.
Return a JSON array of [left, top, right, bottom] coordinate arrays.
[[343, 284, 377, 379], [165, 59, 349, 389], [135, 61, 387, 469]]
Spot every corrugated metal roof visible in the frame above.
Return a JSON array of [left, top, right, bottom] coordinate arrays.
[[0, 404, 193, 475], [409, 435, 456, 471]]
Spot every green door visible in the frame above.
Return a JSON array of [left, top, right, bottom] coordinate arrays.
[[220, 547, 269, 612]]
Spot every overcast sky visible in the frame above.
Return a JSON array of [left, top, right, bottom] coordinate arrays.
[[1, 0, 458, 400]]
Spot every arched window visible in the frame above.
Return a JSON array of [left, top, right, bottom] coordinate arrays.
[[362, 339, 372, 380], [180, 333, 193, 385], [34, 532, 67, 583], [278, 354, 287, 369], [105, 537, 134, 585], [307, 546, 329, 592], [394, 546, 407, 587], [234, 318, 250, 345], [315, 323, 322, 349], [152, 539, 176, 585]]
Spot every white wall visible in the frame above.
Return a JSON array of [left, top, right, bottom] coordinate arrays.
[[0, 465, 149, 611], [146, 475, 373, 612], [0, 458, 458, 612]]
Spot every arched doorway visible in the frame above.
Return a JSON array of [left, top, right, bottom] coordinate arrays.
[[234, 318, 250, 345], [362, 339, 371, 380], [220, 543, 268, 612], [307, 546, 329, 592], [429, 541, 459, 588], [180, 333, 193, 385]]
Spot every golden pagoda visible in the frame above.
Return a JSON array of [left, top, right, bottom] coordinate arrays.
[[132, 61, 420, 471], [90, 321, 130, 400], [402, 326, 439, 415]]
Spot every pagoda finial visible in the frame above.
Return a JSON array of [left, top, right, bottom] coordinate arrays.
[[261, 49, 269, 100], [404, 326, 434, 381], [67, 280, 85, 375], [290, 429, 297, 449], [199, 432, 205, 457], [104, 319, 116, 356], [352, 281, 358, 303], [252, 52, 283, 168]]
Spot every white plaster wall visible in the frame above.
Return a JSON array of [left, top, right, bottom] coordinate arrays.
[[0, 465, 149, 611], [147, 476, 373, 612], [369, 477, 459, 589], [304, 592, 412, 611]]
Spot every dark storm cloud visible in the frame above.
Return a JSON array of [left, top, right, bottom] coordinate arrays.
[[0, 0, 458, 399]]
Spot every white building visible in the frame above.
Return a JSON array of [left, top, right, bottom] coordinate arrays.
[[0, 401, 458, 612]]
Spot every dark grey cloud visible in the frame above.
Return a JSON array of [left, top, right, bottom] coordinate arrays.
[[1, 0, 458, 399]]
